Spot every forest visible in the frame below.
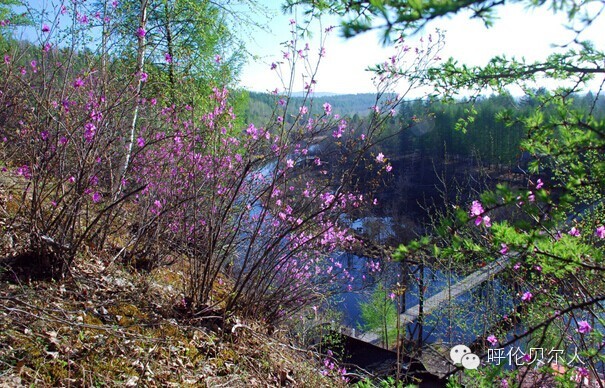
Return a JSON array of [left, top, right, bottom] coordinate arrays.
[[0, 0, 604, 387]]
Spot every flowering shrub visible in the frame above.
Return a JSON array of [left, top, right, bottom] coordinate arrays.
[[0, 2, 442, 326]]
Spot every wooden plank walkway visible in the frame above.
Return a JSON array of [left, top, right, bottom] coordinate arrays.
[[353, 255, 512, 345]]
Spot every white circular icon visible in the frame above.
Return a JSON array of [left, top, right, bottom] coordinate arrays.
[[450, 344, 471, 364], [461, 353, 480, 370]]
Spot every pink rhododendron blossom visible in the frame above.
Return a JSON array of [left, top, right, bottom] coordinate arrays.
[[299, 106, 308, 115], [536, 178, 544, 189], [286, 159, 294, 168], [568, 227, 580, 237], [42, 24, 50, 33], [513, 263, 521, 270], [499, 243, 508, 255], [521, 291, 533, 302], [470, 200, 484, 216], [596, 225, 605, 239], [323, 102, 332, 115], [136, 27, 146, 38], [385, 164, 393, 172], [73, 78, 84, 88], [77, 13, 89, 24], [577, 320, 592, 334], [137, 137, 145, 147], [576, 367, 589, 378], [164, 53, 172, 63], [140, 72, 148, 82], [83, 122, 96, 142], [487, 335, 498, 346], [91, 192, 102, 203], [376, 153, 385, 163]]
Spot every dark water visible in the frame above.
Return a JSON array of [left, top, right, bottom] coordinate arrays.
[[334, 252, 515, 346]]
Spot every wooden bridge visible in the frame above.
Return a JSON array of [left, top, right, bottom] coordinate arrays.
[[344, 254, 512, 347]]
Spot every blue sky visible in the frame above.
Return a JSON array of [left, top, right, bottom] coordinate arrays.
[[238, 1, 605, 96]]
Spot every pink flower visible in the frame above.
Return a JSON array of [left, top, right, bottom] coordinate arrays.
[[136, 27, 146, 38], [42, 24, 50, 33], [470, 200, 484, 217], [595, 225, 605, 239], [513, 263, 521, 270], [91, 192, 102, 203], [475, 215, 488, 227], [323, 102, 332, 115], [536, 178, 544, 189], [385, 164, 393, 172], [286, 159, 294, 168], [568, 227, 580, 237], [73, 77, 84, 88], [577, 320, 592, 334], [83, 122, 96, 141], [77, 13, 89, 24], [299, 106, 308, 115], [164, 53, 172, 63], [376, 153, 385, 163], [576, 367, 589, 378], [521, 291, 533, 302], [389, 292, 395, 300], [137, 137, 145, 147], [3, 55, 10, 65], [140, 72, 148, 82], [499, 243, 509, 255], [214, 54, 221, 63], [487, 335, 498, 346], [534, 265, 542, 272]]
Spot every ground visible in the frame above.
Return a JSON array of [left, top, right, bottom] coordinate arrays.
[[0, 256, 341, 387], [0, 170, 342, 387]]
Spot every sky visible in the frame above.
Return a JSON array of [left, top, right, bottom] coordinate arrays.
[[238, 1, 605, 96]]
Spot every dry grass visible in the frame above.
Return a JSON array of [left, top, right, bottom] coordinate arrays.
[[0, 255, 342, 387], [0, 173, 343, 387]]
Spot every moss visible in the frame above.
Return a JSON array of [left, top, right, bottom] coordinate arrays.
[[82, 313, 103, 326]]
